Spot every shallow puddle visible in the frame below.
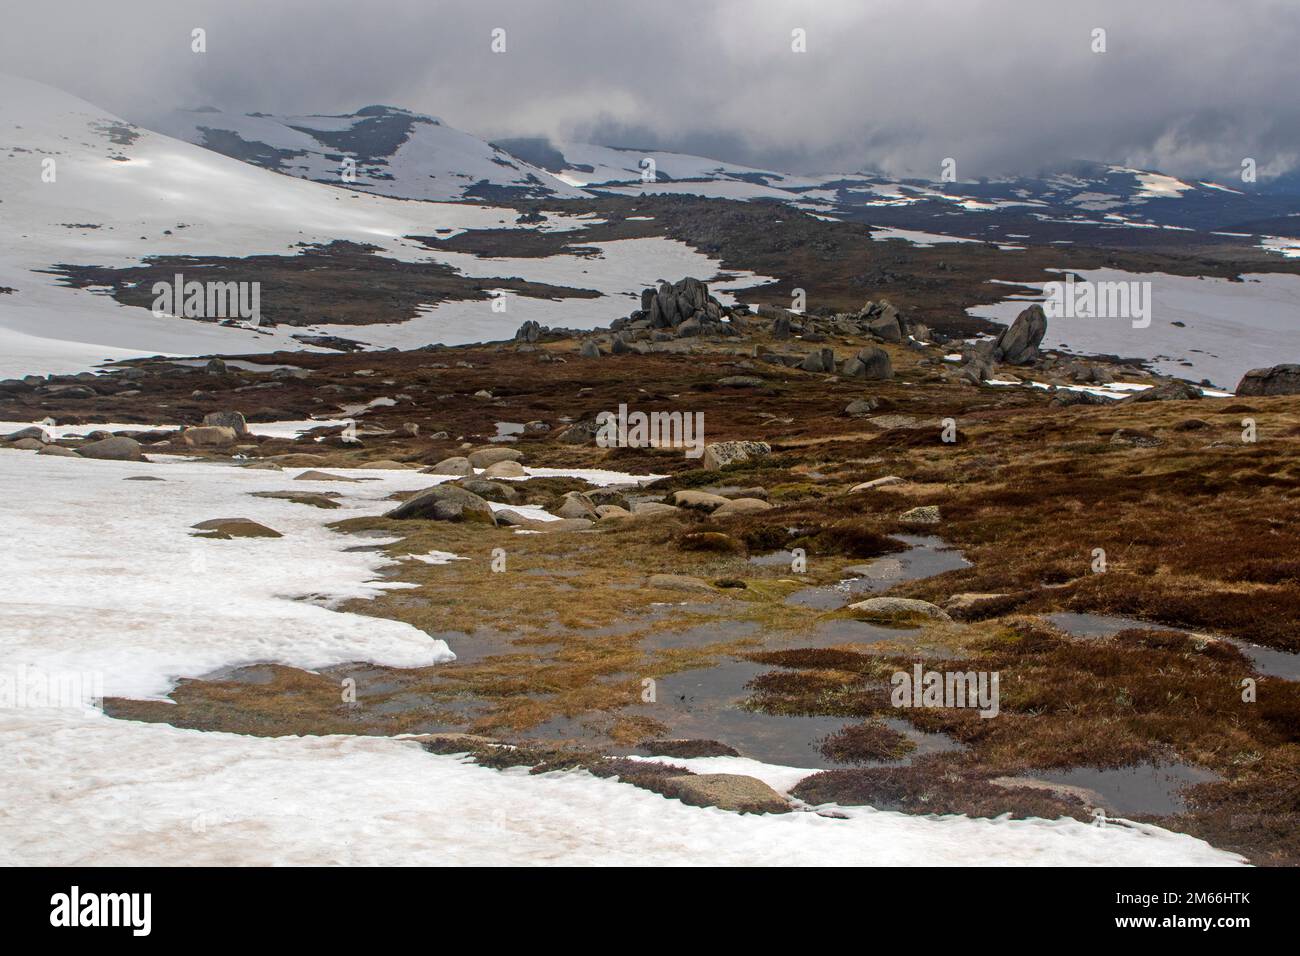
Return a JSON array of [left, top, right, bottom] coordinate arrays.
[[626, 656, 960, 769], [783, 534, 970, 609], [1048, 611, 1299, 681], [1031, 762, 1221, 817], [493, 421, 525, 441]]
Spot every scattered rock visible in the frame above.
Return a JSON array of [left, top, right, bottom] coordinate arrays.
[[424, 456, 473, 477], [671, 489, 732, 511], [849, 475, 905, 492], [658, 774, 790, 814], [178, 425, 238, 447], [467, 447, 523, 469], [1110, 428, 1163, 447], [481, 459, 527, 479], [849, 597, 952, 622], [630, 501, 682, 517], [556, 420, 601, 444], [556, 492, 598, 519], [679, 531, 744, 553], [942, 592, 1011, 618], [1236, 363, 1300, 396], [701, 440, 771, 470], [646, 573, 714, 593], [295, 470, 359, 482], [457, 478, 519, 503], [77, 436, 145, 461], [3, 426, 47, 442], [386, 485, 496, 523], [1121, 380, 1202, 403], [843, 397, 880, 417], [842, 346, 893, 381], [250, 491, 340, 509], [36, 445, 81, 458], [191, 518, 283, 539], [495, 512, 593, 533], [202, 411, 249, 435], [899, 505, 940, 525]]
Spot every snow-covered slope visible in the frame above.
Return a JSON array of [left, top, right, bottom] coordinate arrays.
[[154, 104, 589, 202], [0, 74, 559, 375], [0, 75, 775, 377], [0, 449, 1246, 866]]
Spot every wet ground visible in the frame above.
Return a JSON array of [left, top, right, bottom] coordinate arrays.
[[1029, 762, 1222, 817], [783, 534, 970, 609], [1047, 611, 1300, 681]]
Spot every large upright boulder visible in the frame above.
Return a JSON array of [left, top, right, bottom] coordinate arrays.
[[842, 346, 893, 381], [993, 305, 1047, 365], [642, 278, 727, 333], [1236, 364, 1300, 396]]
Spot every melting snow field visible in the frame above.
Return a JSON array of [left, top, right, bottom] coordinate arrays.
[[0, 450, 1246, 865], [968, 270, 1300, 390], [0, 74, 773, 378], [323, 238, 774, 350]]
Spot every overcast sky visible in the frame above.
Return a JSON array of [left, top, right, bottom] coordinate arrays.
[[4, 0, 1299, 180]]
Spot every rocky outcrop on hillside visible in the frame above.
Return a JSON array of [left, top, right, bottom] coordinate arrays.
[[1236, 364, 1300, 396]]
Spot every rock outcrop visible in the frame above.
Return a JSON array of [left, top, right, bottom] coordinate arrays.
[[993, 305, 1047, 365], [701, 440, 771, 470], [1236, 364, 1300, 396]]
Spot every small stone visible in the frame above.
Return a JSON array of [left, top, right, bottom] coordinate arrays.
[[850, 476, 906, 492], [899, 505, 940, 525], [848, 597, 952, 622], [646, 573, 714, 593]]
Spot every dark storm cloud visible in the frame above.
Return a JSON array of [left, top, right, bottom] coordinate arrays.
[[3, 0, 1299, 179]]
